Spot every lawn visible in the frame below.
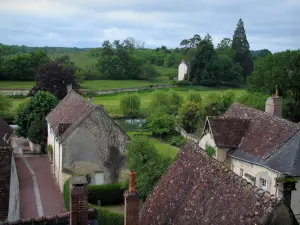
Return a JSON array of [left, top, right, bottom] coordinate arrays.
[[5, 86, 246, 121], [89, 86, 246, 116], [127, 132, 179, 160]]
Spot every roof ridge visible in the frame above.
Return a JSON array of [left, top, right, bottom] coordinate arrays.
[[230, 103, 300, 128], [190, 141, 281, 205]]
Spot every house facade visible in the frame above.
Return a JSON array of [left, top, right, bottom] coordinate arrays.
[[198, 92, 300, 221], [177, 60, 188, 81], [46, 88, 129, 191]]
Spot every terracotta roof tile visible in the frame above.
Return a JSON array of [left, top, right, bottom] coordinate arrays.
[[208, 116, 250, 148], [223, 103, 300, 159], [139, 141, 283, 225]]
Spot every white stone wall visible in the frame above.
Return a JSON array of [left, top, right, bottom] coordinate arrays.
[[291, 178, 300, 219], [231, 158, 279, 194], [7, 154, 19, 222], [178, 62, 187, 81]]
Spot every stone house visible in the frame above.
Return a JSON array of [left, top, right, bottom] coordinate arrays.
[[198, 91, 300, 221], [136, 141, 298, 225], [177, 59, 188, 81], [0, 118, 13, 147], [46, 88, 129, 191]]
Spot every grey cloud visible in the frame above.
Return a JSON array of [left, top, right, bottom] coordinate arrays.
[[0, 0, 299, 51]]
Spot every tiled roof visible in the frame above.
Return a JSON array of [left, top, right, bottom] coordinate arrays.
[[207, 116, 250, 148], [223, 103, 300, 159], [46, 90, 95, 138], [0, 208, 98, 225], [0, 118, 13, 141], [139, 141, 285, 225]]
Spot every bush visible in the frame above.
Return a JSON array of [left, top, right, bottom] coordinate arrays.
[[63, 179, 70, 211], [176, 80, 190, 86], [27, 116, 44, 144], [168, 91, 183, 112], [47, 145, 53, 154], [119, 93, 141, 117], [179, 101, 202, 133], [0, 93, 12, 112], [88, 183, 124, 205], [168, 135, 188, 148], [89, 204, 124, 225], [146, 109, 176, 138], [186, 90, 202, 103], [148, 90, 170, 113]]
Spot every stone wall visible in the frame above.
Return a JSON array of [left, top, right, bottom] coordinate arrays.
[[7, 155, 19, 222], [0, 147, 12, 221], [175, 127, 199, 143], [1, 84, 177, 97]]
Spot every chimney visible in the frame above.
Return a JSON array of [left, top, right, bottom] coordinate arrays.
[[124, 172, 139, 225], [67, 84, 73, 94], [70, 176, 88, 225], [276, 176, 297, 207], [265, 87, 282, 117]]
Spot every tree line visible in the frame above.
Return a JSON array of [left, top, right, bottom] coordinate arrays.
[[0, 18, 271, 83]]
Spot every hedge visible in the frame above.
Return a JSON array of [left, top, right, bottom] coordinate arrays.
[[89, 204, 124, 225], [63, 179, 70, 211], [88, 183, 124, 205]]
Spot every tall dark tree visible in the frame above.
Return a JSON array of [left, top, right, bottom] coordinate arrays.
[[231, 18, 253, 82], [29, 61, 79, 100]]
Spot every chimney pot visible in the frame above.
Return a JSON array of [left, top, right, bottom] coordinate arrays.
[[124, 172, 139, 225]]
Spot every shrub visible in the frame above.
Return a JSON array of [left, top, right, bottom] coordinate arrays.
[[27, 116, 44, 144], [176, 80, 190, 86], [148, 90, 170, 112], [89, 204, 124, 225], [88, 183, 124, 205], [186, 90, 202, 103], [168, 135, 188, 148], [119, 94, 141, 117], [146, 109, 176, 138], [168, 91, 183, 112], [47, 145, 53, 154], [205, 144, 216, 157], [179, 101, 202, 133], [63, 179, 70, 211]]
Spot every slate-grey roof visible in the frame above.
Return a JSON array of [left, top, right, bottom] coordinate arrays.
[[139, 141, 298, 225], [264, 131, 300, 176]]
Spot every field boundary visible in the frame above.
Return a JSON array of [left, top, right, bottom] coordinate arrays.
[[1, 84, 178, 97]]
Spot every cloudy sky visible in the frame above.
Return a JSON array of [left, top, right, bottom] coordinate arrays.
[[0, 0, 299, 52]]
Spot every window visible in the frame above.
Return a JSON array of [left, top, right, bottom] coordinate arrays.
[[94, 172, 104, 185], [240, 168, 244, 177], [260, 178, 267, 190]]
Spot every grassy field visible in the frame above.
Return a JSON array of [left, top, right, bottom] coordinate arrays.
[[89, 86, 246, 116], [0, 79, 171, 90], [4, 86, 246, 119]]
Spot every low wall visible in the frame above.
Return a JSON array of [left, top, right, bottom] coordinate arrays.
[[1, 84, 177, 97], [81, 84, 177, 95], [7, 154, 19, 222], [175, 127, 199, 143]]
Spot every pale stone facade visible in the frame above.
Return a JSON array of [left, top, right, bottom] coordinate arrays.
[[178, 60, 187, 81]]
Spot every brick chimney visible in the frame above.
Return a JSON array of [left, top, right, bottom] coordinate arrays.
[[124, 172, 139, 225], [265, 88, 282, 117], [276, 176, 297, 207], [70, 176, 88, 225], [67, 84, 73, 94]]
